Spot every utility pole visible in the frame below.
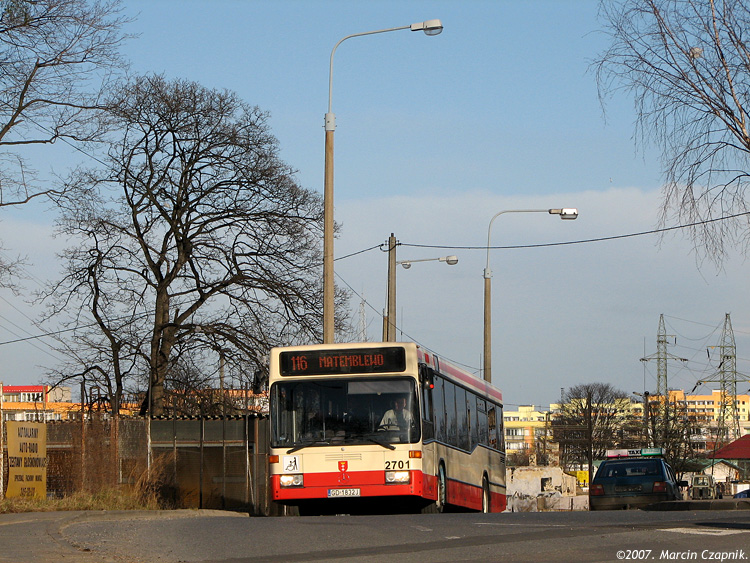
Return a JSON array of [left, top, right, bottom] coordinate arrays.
[[586, 392, 593, 489], [384, 234, 397, 342], [640, 314, 687, 448]]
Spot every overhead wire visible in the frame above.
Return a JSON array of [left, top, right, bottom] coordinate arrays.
[[336, 211, 750, 380], [396, 210, 750, 251]]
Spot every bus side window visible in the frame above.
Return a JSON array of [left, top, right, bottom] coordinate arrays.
[[433, 376, 446, 442], [474, 395, 485, 446], [488, 405, 497, 449], [420, 366, 435, 440], [496, 404, 505, 451], [444, 381, 457, 447], [456, 386, 469, 451]]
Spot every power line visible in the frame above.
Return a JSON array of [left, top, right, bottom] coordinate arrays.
[[396, 211, 750, 251], [334, 270, 482, 375]]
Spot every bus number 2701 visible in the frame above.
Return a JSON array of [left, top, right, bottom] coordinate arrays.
[[385, 460, 410, 470]]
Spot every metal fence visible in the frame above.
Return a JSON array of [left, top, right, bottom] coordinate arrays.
[[2, 414, 274, 515]]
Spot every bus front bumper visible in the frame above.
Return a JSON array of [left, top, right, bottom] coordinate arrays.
[[272, 470, 430, 501]]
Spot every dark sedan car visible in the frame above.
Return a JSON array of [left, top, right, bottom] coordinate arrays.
[[589, 454, 687, 510]]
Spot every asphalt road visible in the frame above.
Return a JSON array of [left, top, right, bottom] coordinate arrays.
[[1, 508, 749, 563]]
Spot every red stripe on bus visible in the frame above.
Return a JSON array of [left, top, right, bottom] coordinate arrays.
[[438, 362, 503, 403], [417, 347, 503, 403], [446, 478, 507, 513], [271, 470, 427, 500], [272, 472, 506, 512]]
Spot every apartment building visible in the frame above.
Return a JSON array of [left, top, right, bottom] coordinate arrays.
[[630, 389, 750, 447], [1, 384, 78, 422], [506, 388, 750, 465]]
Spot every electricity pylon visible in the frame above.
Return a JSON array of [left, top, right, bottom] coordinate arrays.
[[693, 314, 742, 447], [358, 292, 368, 342], [640, 314, 687, 447]]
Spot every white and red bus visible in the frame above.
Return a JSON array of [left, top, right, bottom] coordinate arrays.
[[268, 342, 506, 515]]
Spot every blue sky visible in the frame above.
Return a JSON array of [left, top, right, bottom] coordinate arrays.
[[1, 1, 749, 409]]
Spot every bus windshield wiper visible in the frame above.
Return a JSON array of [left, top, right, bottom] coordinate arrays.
[[286, 440, 330, 454], [365, 436, 396, 450], [350, 433, 396, 450]]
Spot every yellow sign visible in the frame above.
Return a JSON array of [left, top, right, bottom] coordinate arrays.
[[5, 421, 47, 499], [574, 470, 589, 487]]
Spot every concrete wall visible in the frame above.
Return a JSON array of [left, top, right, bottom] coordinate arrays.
[[505, 466, 588, 512]]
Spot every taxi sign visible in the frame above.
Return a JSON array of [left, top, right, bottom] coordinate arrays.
[[605, 447, 663, 458]]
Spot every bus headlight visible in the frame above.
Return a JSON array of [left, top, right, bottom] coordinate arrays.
[[385, 471, 410, 484], [279, 474, 303, 487]]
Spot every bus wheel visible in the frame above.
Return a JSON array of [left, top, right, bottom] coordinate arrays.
[[482, 476, 491, 513], [436, 464, 447, 513]]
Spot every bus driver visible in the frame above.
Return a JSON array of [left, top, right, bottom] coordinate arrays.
[[379, 396, 414, 431]]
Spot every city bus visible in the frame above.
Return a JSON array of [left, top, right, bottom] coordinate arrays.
[[268, 342, 506, 515]]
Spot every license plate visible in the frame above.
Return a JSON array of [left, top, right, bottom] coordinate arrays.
[[327, 488, 361, 498], [615, 485, 641, 492]]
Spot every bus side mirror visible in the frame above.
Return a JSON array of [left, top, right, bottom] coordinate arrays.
[[421, 369, 434, 389]]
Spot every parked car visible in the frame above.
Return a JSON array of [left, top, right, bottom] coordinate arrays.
[[734, 489, 750, 499], [690, 474, 719, 500], [590, 449, 687, 510]]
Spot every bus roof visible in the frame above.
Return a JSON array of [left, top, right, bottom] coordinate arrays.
[[416, 344, 503, 405]]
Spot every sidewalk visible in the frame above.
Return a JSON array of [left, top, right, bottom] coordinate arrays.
[[645, 498, 750, 511]]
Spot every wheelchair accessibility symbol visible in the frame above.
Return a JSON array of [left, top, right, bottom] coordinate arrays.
[[283, 455, 299, 472]]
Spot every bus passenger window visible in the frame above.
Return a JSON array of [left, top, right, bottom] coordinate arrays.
[[477, 397, 489, 446], [456, 386, 469, 451], [433, 376, 446, 442], [488, 405, 497, 449], [420, 367, 434, 422], [421, 371, 435, 440], [444, 381, 457, 447], [470, 394, 480, 447]]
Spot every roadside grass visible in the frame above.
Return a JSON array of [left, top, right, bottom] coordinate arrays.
[[0, 452, 176, 514], [0, 487, 158, 513]]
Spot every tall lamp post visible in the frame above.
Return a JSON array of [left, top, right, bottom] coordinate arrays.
[[323, 19, 444, 344], [384, 233, 458, 342], [483, 208, 578, 383]]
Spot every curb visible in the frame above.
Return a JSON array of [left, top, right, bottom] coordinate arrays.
[[645, 499, 750, 511]]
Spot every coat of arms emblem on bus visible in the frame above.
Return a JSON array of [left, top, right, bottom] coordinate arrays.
[[338, 461, 349, 483]]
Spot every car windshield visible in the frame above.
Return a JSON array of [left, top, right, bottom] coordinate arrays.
[[597, 460, 663, 479], [270, 377, 420, 450]]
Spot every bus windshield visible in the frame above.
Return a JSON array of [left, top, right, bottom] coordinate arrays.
[[270, 377, 420, 449]]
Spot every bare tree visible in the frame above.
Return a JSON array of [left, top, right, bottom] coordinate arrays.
[[553, 383, 634, 480], [42, 75, 341, 416], [596, 0, 750, 260], [0, 0, 128, 280]]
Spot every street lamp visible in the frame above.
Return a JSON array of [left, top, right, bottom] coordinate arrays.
[[384, 233, 457, 342], [483, 208, 578, 383], [399, 255, 459, 269], [323, 19, 444, 344]]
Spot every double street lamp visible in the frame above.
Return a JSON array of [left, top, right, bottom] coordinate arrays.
[[384, 234, 457, 342], [483, 208, 578, 383], [322, 20, 444, 343]]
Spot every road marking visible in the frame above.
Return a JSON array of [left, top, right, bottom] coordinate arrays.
[[413, 526, 432, 532], [475, 522, 571, 528], [662, 527, 747, 536]]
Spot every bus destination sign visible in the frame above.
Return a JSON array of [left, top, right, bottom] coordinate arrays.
[[279, 347, 406, 376]]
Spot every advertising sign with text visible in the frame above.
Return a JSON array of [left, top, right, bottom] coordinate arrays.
[[5, 421, 47, 499]]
